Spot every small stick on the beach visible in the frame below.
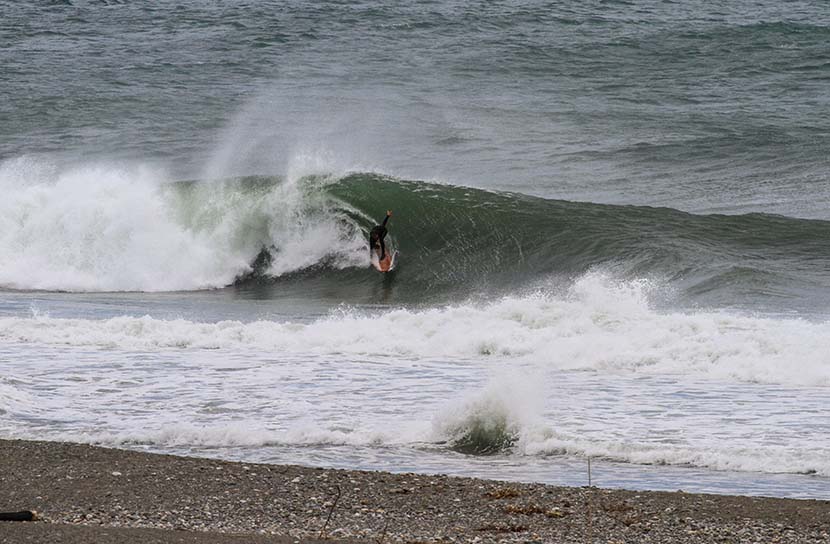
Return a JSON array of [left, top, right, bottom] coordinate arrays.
[[0, 510, 38, 522], [376, 518, 390, 544], [319, 484, 341, 539], [586, 490, 593, 543], [584, 455, 594, 541], [588, 457, 592, 487]]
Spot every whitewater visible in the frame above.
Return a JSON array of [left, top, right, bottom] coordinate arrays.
[[2, 274, 830, 387], [0, 158, 371, 292], [3, 265, 830, 497]]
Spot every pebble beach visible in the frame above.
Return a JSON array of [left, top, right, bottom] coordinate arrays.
[[1, 439, 828, 543]]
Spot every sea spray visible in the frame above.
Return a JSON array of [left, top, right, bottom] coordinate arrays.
[[433, 375, 543, 455], [254, 175, 368, 276], [0, 160, 255, 291]]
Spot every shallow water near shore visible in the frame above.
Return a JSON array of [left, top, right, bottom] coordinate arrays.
[[3, 0, 830, 500], [2, 286, 829, 499]]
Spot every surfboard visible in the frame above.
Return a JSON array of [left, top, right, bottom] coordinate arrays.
[[371, 249, 399, 273]]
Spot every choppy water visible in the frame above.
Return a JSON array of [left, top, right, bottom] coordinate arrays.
[[2, 0, 829, 498]]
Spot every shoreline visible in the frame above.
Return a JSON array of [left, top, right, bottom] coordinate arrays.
[[1, 439, 828, 543]]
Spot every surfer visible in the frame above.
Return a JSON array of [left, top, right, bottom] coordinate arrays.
[[369, 210, 392, 260]]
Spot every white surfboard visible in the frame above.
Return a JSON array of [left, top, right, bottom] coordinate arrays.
[[371, 249, 399, 273]]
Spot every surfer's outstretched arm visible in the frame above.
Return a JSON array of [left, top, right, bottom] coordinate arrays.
[[377, 211, 392, 260], [369, 211, 393, 261]]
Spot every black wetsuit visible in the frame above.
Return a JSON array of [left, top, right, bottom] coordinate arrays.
[[369, 214, 390, 260]]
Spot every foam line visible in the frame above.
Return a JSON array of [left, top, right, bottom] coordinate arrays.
[[2, 274, 828, 386]]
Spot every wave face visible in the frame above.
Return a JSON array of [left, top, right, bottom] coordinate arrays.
[[2, 158, 830, 311], [327, 173, 830, 310]]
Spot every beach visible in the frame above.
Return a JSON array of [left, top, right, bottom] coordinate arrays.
[[1, 439, 828, 543]]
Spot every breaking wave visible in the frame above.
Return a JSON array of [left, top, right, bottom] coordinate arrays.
[[2, 274, 829, 387], [2, 157, 830, 311]]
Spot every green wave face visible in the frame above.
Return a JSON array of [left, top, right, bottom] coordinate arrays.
[[217, 173, 830, 311], [329, 174, 578, 292]]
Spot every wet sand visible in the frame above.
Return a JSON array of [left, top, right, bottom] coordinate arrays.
[[1, 439, 828, 543]]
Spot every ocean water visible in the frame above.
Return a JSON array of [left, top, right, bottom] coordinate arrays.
[[2, 1, 829, 499]]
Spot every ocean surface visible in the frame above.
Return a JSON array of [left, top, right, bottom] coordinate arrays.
[[2, 1, 830, 499]]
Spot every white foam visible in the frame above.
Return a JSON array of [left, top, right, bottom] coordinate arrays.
[[0, 379, 38, 417], [518, 431, 830, 477], [0, 157, 367, 291], [34, 429, 828, 478], [27, 383, 826, 478], [40, 423, 408, 451], [77, 424, 284, 448], [2, 273, 828, 386], [429, 375, 830, 476], [253, 170, 368, 276]]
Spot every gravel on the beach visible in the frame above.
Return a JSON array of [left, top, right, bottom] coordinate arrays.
[[1, 439, 828, 543]]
